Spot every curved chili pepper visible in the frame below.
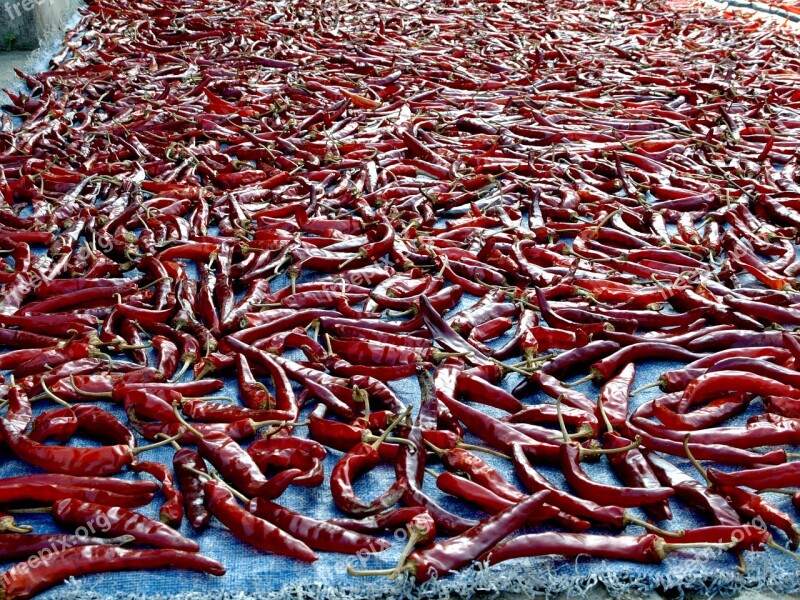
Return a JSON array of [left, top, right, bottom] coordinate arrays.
[[204, 479, 316, 561], [645, 452, 741, 526], [603, 432, 672, 521], [356, 490, 549, 582], [0, 420, 178, 477], [27, 407, 78, 443], [249, 498, 390, 554], [173, 447, 211, 530], [419, 295, 492, 367], [330, 411, 408, 516], [559, 443, 674, 508], [395, 426, 477, 535], [0, 546, 224, 599], [133, 461, 184, 527]]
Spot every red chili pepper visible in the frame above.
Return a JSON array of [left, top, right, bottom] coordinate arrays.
[[204, 479, 317, 561], [249, 498, 390, 554], [455, 372, 523, 414], [559, 443, 674, 508], [52, 499, 198, 552], [28, 407, 78, 443], [485, 533, 686, 567], [330, 411, 408, 516], [327, 507, 427, 534], [173, 447, 211, 530], [351, 490, 549, 581], [0, 546, 224, 599], [0, 418, 178, 476], [133, 461, 184, 527]]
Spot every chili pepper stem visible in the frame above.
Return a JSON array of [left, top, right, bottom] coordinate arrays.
[[155, 432, 182, 451], [566, 373, 596, 387], [624, 515, 683, 537], [370, 406, 411, 450], [661, 540, 737, 554], [423, 440, 445, 457], [490, 357, 531, 377], [7, 507, 51, 514], [556, 394, 570, 443], [683, 434, 709, 485], [131, 429, 187, 456], [596, 391, 614, 434], [758, 488, 796, 496], [346, 564, 403, 577], [630, 380, 662, 396], [456, 443, 510, 460], [389, 530, 422, 580], [0, 520, 33, 533], [184, 465, 251, 504], [578, 437, 642, 460], [431, 350, 471, 362], [169, 358, 193, 383], [172, 403, 203, 438], [185, 395, 236, 404], [353, 386, 370, 421], [767, 539, 800, 563], [40, 379, 72, 407]]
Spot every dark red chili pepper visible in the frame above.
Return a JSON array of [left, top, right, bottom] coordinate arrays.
[[645, 452, 742, 526], [173, 447, 211, 530], [485, 533, 682, 566], [330, 411, 408, 516], [438, 393, 559, 461], [0, 420, 178, 477], [395, 426, 478, 535], [133, 460, 184, 527], [249, 498, 390, 554], [419, 295, 493, 367], [327, 507, 427, 534], [0, 546, 224, 599], [708, 462, 800, 492], [455, 372, 523, 414], [52, 498, 198, 552], [559, 443, 674, 508], [603, 432, 672, 521], [653, 393, 752, 431], [717, 485, 800, 548], [351, 490, 549, 581], [28, 407, 79, 443], [203, 479, 317, 562]]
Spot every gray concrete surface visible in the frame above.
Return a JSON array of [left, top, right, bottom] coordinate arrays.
[[0, 0, 79, 50]]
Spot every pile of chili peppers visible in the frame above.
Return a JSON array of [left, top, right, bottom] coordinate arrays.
[[3, 0, 800, 596]]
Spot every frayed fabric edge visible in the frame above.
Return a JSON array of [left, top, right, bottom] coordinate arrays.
[[45, 554, 800, 600]]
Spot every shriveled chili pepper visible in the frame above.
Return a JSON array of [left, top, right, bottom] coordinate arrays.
[[203, 478, 317, 562], [52, 499, 198, 552], [330, 409, 409, 516], [327, 507, 427, 534], [0, 546, 224, 599], [396, 425, 478, 535], [419, 295, 493, 367], [0, 420, 180, 477], [348, 490, 549, 581], [646, 452, 741, 526], [173, 446, 211, 530], [484, 533, 728, 567], [0, 533, 135, 562], [133, 460, 184, 527], [249, 498, 390, 554]]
